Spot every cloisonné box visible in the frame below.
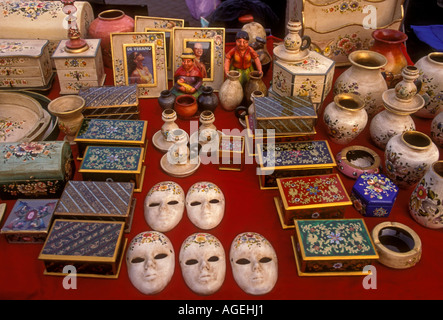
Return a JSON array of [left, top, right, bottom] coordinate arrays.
[[0, 198, 58, 243], [0, 39, 53, 89], [52, 39, 105, 94], [74, 118, 148, 160], [292, 219, 379, 276], [38, 219, 126, 278], [256, 140, 336, 189], [0, 141, 74, 200], [275, 174, 352, 228], [79, 146, 145, 192], [53, 180, 136, 232], [218, 135, 245, 171], [350, 173, 399, 217], [78, 85, 139, 119]]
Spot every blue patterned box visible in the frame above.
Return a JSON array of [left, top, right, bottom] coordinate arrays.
[[1, 198, 58, 243], [38, 219, 126, 278], [351, 173, 399, 217]]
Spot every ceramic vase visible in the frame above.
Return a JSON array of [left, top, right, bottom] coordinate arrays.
[[370, 29, 408, 88], [174, 94, 198, 119], [248, 90, 265, 117], [333, 50, 388, 118], [198, 110, 218, 145], [414, 52, 443, 118], [167, 128, 189, 165], [47, 95, 85, 144], [409, 161, 443, 229], [88, 9, 134, 68], [197, 86, 218, 112], [430, 111, 443, 148], [161, 109, 179, 141], [158, 90, 176, 111], [219, 70, 244, 111], [323, 93, 367, 145], [384, 131, 439, 189], [244, 70, 268, 106]]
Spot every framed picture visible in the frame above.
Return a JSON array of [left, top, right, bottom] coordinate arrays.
[[173, 27, 225, 91], [184, 39, 213, 82], [110, 32, 168, 98], [134, 16, 184, 79], [123, 43, 156, 87]]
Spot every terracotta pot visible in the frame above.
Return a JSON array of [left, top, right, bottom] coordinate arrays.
[[219, 70, 244, 111], [88, 9, 134, 68], [174, 94, 198, 119]]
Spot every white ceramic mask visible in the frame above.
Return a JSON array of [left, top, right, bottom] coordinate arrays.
[[230, 232, 278, 295], [144, 181, 185, 232], [179, 233, 226, 295], [126, 231, 175, 295], [186, 182, 225, 229]]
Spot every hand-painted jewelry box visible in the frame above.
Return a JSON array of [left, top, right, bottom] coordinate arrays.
[[274, 174, 352, 229], [292, 219, 379, 276], [38, 219, 126, 278], [0, 141, 74, 200], [78, 85, 140, 119], [257, 140, 336, 189], [350, 173, 399, 218], [79, 146, 145, 192], [53, 180, 136, 232], [74, 118, 148, 160], [0, 198, 58, 243], [218, 135, 245, 171], [52, 39, 105, 94], [0, 39, 53, 90]]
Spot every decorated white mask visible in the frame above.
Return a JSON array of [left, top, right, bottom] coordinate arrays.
[[185, 182, 225, 230], [144, 181, 185, 232], [179, 233, 226, 295], [230, 232, 278, 295], [126, 231, 175, 295]]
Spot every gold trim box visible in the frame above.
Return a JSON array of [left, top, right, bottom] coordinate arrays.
[[38, 219, 126, 278], [292, 218, 379, 276]]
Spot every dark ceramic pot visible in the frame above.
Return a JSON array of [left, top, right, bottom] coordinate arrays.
[[197, 86, 218, 112], [158, 89, 176, 110]]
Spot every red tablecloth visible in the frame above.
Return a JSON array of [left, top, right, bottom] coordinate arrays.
[[0, 37, 441, 301]]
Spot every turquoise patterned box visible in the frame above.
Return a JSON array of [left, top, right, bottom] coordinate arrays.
[[292, 219, 379, 276], [79, 146, 145, 192], [74, 118, 148, 160], [38, 219, 126, 278]]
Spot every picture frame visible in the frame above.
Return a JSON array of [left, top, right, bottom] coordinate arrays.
[[173, 27, 225, 91], [134, 16, 185, 79], [123, 43, 157, 87], [110, 32, 168, 99]]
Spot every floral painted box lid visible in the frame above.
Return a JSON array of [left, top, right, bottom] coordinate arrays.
[[0, 39, 49, 60], [293, 218, 379, 276]]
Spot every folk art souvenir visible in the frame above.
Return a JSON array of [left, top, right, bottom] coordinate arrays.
[[152, 109, 179, 152], [335, 146, 381, 179], [430, 111, 443, 148], [219, 70, 244, 111]]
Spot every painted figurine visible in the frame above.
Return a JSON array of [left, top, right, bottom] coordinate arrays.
[[172, 48, 203, 97]]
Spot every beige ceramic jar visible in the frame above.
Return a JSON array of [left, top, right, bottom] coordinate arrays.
[[219, 71, 244, 111]]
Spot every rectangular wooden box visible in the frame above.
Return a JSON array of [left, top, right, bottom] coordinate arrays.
[[74, 118, 148, 160], [218, 135, 245, 171], [0, 141, 74, 200], [0, 198, 58, 243], [53, 180, 136, 232], [0, 39, 53, 90], [351, 173, 399, 217], [38, 219, 126, 278], [256, 140, 336, 189], [275, 174, 352, 228], [292, 219, 379, 276], [79, 146, 145, 193]]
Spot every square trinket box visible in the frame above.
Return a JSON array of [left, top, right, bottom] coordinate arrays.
[[0, 198, 58, 243], [275, 174, 352, 229], [79, 146, 145, 192], [218, 135, 245, 171], [38, 219, 126, 278], [292, 218, 379, 276], [350, 173, 399, 217], [256, 140, 336, 189], [53, 180, 136, 233], [74, 118, 148, 160]]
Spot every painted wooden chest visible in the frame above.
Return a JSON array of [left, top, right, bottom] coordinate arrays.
[[0, 198, 58, 243], [74, 118, 148, 160], [79, 146, 145, 192], [218, 135, 245, 171], [0, 39, 53, 90], [38, 219, 126, 278], [256, 140, 336, 189], [0, 141, 74, 199], [52, 39, 105, 94], [53, 180, 136, 232], [292, 219, 379, 276], [351, 173, 399, 217], [275, 174, 352, 228]]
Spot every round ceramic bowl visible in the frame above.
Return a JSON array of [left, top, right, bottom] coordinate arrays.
[[372, 221, 422, 269], [336, 145, 381, 179]]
